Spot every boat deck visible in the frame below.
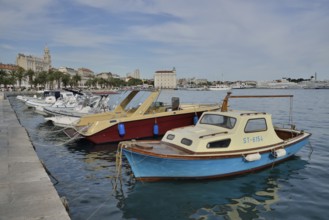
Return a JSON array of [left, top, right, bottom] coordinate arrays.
[[121, 140, 192, 156]]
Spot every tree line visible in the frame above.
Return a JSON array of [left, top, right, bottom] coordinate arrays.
[[283, 76, 314, 83], [0, 67, 145, 90]]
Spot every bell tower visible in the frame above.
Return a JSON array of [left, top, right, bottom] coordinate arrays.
[[44, 46, 51, 71]]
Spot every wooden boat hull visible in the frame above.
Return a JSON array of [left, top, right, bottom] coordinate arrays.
[[121, 135, 310, 181], [84, 112, 203, 144]]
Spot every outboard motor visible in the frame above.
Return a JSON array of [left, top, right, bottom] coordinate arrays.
[[172, 97, 179, 110], [54, 91, 61, 100]]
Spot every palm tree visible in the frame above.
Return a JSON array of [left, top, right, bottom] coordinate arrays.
[[0, 69, 7, 89], [84, 78, 93, 88], [109, 78, 125, 88], [12, 67, 26, 89], [1, 70, 16, 90], [47, 69, 56, 90], [61, 74, 71, 88], [35, 71, 48, 90], [52, 70, 63, 89], [84, 78, 98, 88], [127, 78, 143, 86], [97, 78, 107, 89], [25, 69, 35, 89], [71, 73, 82, 88]]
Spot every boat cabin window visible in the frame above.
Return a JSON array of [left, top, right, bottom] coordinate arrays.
[[244, 118, 267, 133], [207, 139, 231, 148], [181, 138, 193, 146], [166, 134, 175, 140], [199, 114, 236, 129]]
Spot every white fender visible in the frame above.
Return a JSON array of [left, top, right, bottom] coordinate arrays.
[[273, 149, 287, 158], [245, 153, 261, 162]]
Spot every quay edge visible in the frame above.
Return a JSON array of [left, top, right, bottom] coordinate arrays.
[[0, 93, 70, 219]]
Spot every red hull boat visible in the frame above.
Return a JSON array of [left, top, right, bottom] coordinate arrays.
[[65, 90, 220, 144], [85, 112, 203, 144]]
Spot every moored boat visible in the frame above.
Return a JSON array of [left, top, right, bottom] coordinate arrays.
[[43, 95, 109, 117], [25, 91, 74, 109], [44, 115, 80, 127], [64, 89, 220, 144], [208, 84, 231, 91], [118, 92, 311, 181]]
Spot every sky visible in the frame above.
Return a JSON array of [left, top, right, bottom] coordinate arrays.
[[0, 0, 329, 81]]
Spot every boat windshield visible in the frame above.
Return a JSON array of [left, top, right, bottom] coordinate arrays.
[[199, 114, 236, 129]]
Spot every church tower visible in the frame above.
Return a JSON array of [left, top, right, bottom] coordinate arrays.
[[44, 46, 51, 71]]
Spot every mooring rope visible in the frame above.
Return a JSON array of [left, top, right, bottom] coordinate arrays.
[[32, 124, 88, 147], [308, 140, 314, 160], [40, 126, 69, 134], [33, 132, 83, 147], [115, 147, 123, 178], [86, 196, 113, 220], [113, 146, 123, 191]]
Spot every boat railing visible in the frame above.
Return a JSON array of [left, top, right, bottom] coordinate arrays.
[[221, 92, 293, 112], [179, 103, 219, 109], [199, 131, 228, 139], [274, 123, 296, 130], [240, 112, 267, 116]]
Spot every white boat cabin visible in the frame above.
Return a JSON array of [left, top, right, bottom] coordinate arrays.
[[162, 110, 284, 153]]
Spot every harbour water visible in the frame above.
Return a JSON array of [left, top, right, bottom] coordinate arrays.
[[8, 89, 329, 220]]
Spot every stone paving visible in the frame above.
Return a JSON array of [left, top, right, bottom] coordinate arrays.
[[0, 95, 70, 220]]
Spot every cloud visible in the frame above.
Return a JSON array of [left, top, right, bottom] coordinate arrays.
[[1, 0, 329, 80], [52, 28, 113, 47], [0, 44, 15, 50], [0, 0, 53, 37]]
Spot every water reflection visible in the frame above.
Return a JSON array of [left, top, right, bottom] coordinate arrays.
[[120, 158, 307, 220]]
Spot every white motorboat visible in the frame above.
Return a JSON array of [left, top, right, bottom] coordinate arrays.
[[208, 84, 231, 91]]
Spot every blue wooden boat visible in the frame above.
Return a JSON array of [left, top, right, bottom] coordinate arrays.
[[118, 92, 311, 181]]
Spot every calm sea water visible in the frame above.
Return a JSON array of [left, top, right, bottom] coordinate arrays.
[[8, 89, 329, 220]]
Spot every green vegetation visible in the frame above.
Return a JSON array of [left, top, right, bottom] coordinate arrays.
[[0, 69, 15, 89], [0, 68, 149, 90]]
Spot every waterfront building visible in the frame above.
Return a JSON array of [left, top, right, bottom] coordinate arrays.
[[96, 72, 113, 80], [78, 68, 94, 88], [58, 67, 78, 76], [257, 79, 300, 89], [154, 67, 177, 89], [78, 68, 94, 77], [299, 74, 329, 89], [194, 78, 208, 85], [16, 47, 51, 72], [127, 69, 141, 79], [0, 63, 19, 73], [177, 78, 208, 90]]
